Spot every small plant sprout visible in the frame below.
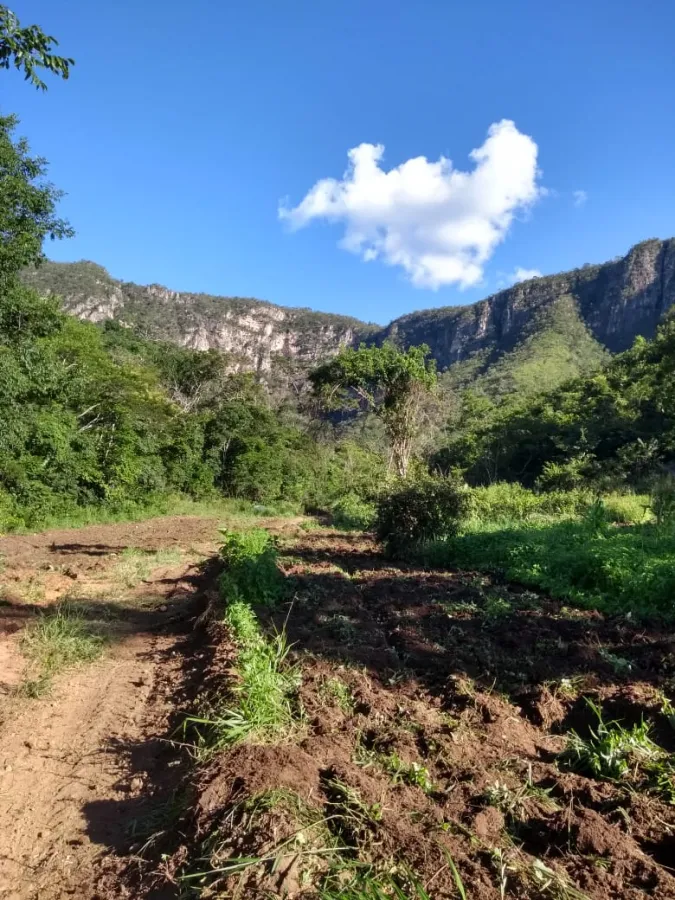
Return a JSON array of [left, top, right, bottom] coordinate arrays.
[[320, 675, 355, 714], [560, 698, 663, 781]]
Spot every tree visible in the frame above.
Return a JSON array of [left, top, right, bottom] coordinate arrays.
[[0, 115, 73, 286], [0, 6, 73, 89], [310, 342, 437, 478]]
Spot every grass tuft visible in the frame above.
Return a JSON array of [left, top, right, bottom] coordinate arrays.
[[559, 698, 663, 780], [185, 600, 300, 751], [20, 602, 107, 695]]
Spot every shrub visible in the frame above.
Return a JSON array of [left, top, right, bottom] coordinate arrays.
[[331, 493, 376, 531], [535, 456, 589, 491], [376, 476, 470, 556]]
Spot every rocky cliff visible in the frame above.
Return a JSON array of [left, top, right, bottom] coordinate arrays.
[[22, 261, 378, 372], [381, 238, 675, 365], [23, 238, 675, 372]]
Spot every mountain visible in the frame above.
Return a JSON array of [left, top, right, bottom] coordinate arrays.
[[23, 238, 675, 380], [21, 260, 378, 372]]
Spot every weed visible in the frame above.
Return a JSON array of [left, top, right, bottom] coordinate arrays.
[[185, 599, 300, 751], [657, 691, 675, 730], [20, 602, 107, 694], [355, 739, 434, 795], [490, 847, 508, 900], [548, 675, 586, 700], [483, 593, 512, 621], [598, 647, 633, 675], [320, 676, 355, 714], [220, 528, 284, 606], [559, 698, 662, 780]]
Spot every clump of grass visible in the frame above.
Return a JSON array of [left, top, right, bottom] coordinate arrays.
[[220, 528, 284, 606], [524, 858, 589, 900], [20, 602, 107, 695], [320, 675, 355, 714], [186, 599, 300, 751], [322, 776, 383, 848], [559, 698, 662, 780]]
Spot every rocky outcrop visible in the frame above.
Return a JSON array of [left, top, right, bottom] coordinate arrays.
[[23, 238, 675, 371]]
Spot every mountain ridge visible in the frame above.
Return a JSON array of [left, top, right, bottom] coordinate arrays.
[[22, 237, 675, 373]]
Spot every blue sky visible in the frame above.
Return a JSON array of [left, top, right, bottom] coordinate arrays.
[[4, 0, 675, 324]]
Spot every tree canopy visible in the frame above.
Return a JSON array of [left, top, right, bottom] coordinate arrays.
[[310, 341, 437, 478], [0, 6, 73, 89]]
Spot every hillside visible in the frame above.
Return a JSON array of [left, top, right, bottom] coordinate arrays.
[[21, 261, 379, 372], [23, 237, 675, 381]]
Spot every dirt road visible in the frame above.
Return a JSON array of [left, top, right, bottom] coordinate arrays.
[[0, 516, 223, 899]]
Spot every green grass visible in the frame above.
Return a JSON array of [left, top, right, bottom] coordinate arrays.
[[184, 527, 300, 750], [419, 517, 675, 620], [2, 493, 294, 537], [20, 602, 107, 695], [319, 869, 434, 900], [559, 698, 663, 780], [185, 599, 299, 750], [219, 528, 285, 606]]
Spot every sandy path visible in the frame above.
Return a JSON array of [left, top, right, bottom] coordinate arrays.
[[0, 515, 229, 899], [0, 628, 178, 899]]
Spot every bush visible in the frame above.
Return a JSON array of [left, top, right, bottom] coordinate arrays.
[[331, 493, 376, 531], [376, 476, 470, 557]]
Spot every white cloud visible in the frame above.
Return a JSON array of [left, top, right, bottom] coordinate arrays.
[[573, 189, 588, 208], [497, 266, 543, 288], [509, 266, 542, 285], [279, 120, 544, 289]]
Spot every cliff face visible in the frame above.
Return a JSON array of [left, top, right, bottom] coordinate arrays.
[[23, 261, 377, 372], [23, 238, 675, 371], [383, 238, 675, 364]]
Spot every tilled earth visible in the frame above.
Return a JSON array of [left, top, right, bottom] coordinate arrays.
[[2, 521, 675, 899]]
